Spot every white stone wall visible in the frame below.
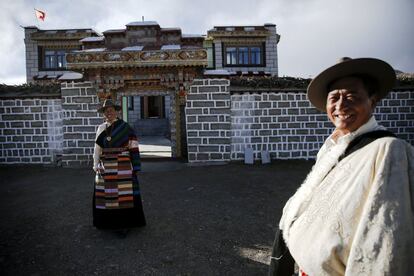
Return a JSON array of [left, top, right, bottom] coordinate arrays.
[[231, 92, 328, 160], [231, 90, 414, 160], [0, 97, 63, 164], [1, 81, 412, 165], [186, 79, 231, 162], [187, 79, 414, 163], [61, 82, 102, 167]]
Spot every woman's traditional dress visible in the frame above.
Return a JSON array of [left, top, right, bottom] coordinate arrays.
[[93, 119, 146, 229]]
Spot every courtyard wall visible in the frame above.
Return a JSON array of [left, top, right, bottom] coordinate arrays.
[[186, 79, 414, 163], [0, 95, 63, 164], [1, 80, 413, 165]]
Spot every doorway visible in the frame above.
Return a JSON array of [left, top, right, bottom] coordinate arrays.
[[122, 94, 172, 159]]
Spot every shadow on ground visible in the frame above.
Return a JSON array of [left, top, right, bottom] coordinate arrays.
[[0, 160, 313, 275]]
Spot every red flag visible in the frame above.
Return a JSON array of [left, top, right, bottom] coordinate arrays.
[[35, 9, 46, 21]]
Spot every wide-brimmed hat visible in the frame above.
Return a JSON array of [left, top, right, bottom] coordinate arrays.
[[98, 99, 121, 113], [307, 57, 396, 111]]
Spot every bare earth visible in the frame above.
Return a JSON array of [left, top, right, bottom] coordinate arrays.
[[0, 160, 313, 275]]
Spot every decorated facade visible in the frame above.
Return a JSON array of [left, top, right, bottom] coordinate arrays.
[[23, 21, 280, 159]]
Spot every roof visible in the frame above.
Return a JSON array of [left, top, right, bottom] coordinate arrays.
[[80, 36, 105, 42], [28, 27, 98, 34], [161, 45, 181, 50], [58, 72, 83, 80], [102, 29, 125, 34], [126, 21, 159, 27], [208, 25, 274, 33], [0, 84, 61, 99], [122, 46, 144, 51], [74, 48, 106, 52], [204, 69, 235, 76], [182, 34, 204, 38], [161, 28, 181, 32], [28, 27, 100, 41]]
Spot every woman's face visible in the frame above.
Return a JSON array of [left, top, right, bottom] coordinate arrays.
[[326, 76, 376, 136], [103, 106, 117, 122]]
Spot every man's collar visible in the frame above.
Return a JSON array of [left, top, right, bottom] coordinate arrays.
[[328, 116, 380, 145]]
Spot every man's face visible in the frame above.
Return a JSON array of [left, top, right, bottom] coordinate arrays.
[[103, 106, 117, 122], [326, 76, 376, 135]]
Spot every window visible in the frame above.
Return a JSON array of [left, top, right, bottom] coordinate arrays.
[[250, 47, 261, 65], [205, 42, 215, 69], [41, 49, 67, 70], [224, 45, 264, 66], [226, 47, 237, 65], [238, 47, 249, 65]]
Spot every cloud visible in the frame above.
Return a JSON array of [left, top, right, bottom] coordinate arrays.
[[276, 0, 414, 77]]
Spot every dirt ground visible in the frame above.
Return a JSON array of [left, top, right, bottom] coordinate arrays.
[[0, 160, 313, 275]]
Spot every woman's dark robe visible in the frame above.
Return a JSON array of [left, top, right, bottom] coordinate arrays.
[[93, 119, 146, 229]]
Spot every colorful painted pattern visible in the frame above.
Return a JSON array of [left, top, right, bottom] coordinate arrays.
[[95, 148, 138, 209]]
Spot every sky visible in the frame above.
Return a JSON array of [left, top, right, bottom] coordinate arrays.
[[1, 0, 413, 85]]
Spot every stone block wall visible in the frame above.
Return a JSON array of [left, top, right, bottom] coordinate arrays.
[[186, 79, 231, 163], [187, 79, 414, 163], [61, 82, 102, 167], [230, 90, 414, 160], [231, 92, 324, 160], [1, 80, 412, 165], [374, 91, 414, 141], [0, 97, 63, 164]]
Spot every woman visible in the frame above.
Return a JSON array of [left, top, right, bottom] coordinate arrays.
[[92, 99, 146, 231]]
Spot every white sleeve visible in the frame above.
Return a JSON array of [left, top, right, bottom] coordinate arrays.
[[93, 123, 106, 171], [93, 144, 102, 171]]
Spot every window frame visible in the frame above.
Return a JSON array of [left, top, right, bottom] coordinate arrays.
[[222, 43, 266, 67], [38, 47, 71, 71]]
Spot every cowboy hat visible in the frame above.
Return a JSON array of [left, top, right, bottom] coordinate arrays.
[[307, 57, 396, 111], [98, 99, 122, 113]]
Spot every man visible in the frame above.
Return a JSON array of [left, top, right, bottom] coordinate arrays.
[[269, 57, 414, 275]]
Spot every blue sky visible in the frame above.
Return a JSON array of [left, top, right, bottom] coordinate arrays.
[[1, 0, 413, 84]]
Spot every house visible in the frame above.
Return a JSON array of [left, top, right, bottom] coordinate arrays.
[[23, 21, 280, 159], [9, 21, 411, 165], [24, 21, 280, 82]]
